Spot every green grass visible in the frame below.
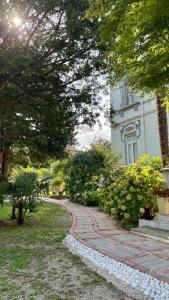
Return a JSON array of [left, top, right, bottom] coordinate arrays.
[[0, 202, 11, 220], [0, 202, 125, 300], [0, 202, 68, 244], [0, 202, 70, 299]]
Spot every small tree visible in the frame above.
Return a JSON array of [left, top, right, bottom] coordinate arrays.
[[9, 171, 40, 225]]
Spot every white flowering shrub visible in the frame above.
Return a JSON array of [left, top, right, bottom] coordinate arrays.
[[67, 149, 164, 224], [100, 161, 164, 224]]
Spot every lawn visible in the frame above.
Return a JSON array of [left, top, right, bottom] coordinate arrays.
[[0, 202, 125, 300]]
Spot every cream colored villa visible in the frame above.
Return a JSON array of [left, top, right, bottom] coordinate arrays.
[[110, 81, 169, 164]]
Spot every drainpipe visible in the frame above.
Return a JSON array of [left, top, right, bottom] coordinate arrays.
[[141, 99, 147, 153]]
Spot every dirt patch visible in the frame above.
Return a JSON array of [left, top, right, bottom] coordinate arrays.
[[11, 245, 126, 300]]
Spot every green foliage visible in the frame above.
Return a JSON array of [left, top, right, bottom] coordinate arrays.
[[91, 141, 121, 182], [91, 138, 112, 151], [9, 147, 31, 169], [33, 168, 52, 196], [9, 147, 53, 170], [35, 168, 52, 181], [0, 0, 104, 166], [9, 170, 39, 201], [9, 170, 40, 224], [13, 159, 69, 197], [100, 157, 165, 224], [0, 178, 9, 206], [67, 149, 164, 225], [66, 143, 120, 205], [50, 160, 68, 195], [136, 154, 162, 170], [66, 151, 102, 205], [51, 160, 68, 178], [87, 0, 169, 94]]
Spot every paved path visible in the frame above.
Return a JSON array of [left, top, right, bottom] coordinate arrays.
[[48, 199, 169, 284]]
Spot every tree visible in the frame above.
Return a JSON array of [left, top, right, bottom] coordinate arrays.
[[87, 0, 169, 166], [0, 0, 104, 176], [91, 138, 112, 151]]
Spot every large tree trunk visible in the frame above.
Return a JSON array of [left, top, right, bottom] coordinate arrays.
[[156, 95, 169, 167], [0, 148, 9, 177], [0, 108, 9, 177]]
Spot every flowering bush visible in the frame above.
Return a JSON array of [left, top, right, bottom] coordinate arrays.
[[136, 154, 162, 170], [67, 149, 164, 225], [100, 162, 165, 224]]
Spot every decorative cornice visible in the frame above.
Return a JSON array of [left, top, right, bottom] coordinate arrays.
[[120, 120, 141, 142], [118, 102, 140, 114]]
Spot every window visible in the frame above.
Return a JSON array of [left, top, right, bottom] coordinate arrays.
[[120, 83, 136, 108], [126, 133, 137, 164], [127, 88, 135, 105], [120, 84, 127, 108]]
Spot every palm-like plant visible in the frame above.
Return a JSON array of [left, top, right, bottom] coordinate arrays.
[[9, 171, 40, 225]]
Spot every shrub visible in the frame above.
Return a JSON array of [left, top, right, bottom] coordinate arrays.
[[66, 143, 120, 205], [136, 154, 162, 170], [65, 150, 164, 225], [100, 158, 164, 225], [66, 151, 102, 205]]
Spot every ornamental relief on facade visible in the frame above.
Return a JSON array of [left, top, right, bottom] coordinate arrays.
[[120, 120, 141, 142]]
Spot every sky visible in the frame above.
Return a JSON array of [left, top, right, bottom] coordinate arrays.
[[76, 92, 111, 150]]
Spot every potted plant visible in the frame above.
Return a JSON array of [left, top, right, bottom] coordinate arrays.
[[153, 167, 169, 215], [142, 203, 154, 220], [161, 168, 169, 187]]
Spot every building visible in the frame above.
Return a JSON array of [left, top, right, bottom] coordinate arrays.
[[110, 81, 168, 164], [66, 146, 81, 153]]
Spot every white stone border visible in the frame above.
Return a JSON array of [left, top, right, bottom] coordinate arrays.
[[63, 234, 169, 300]]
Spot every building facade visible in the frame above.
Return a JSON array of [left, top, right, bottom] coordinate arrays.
[[110, 81, 168, 164]]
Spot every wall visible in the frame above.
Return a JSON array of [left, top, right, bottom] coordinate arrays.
[[110, 84, 166, 164]]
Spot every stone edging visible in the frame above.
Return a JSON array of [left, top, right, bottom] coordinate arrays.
[[63, 234, 169, 300]]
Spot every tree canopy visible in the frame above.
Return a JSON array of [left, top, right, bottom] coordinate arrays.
[[87, 0, 169, 93], [0, 0, 104, 162]]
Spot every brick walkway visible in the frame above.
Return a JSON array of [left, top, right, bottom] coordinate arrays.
[[48, 199, 169, 284]]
